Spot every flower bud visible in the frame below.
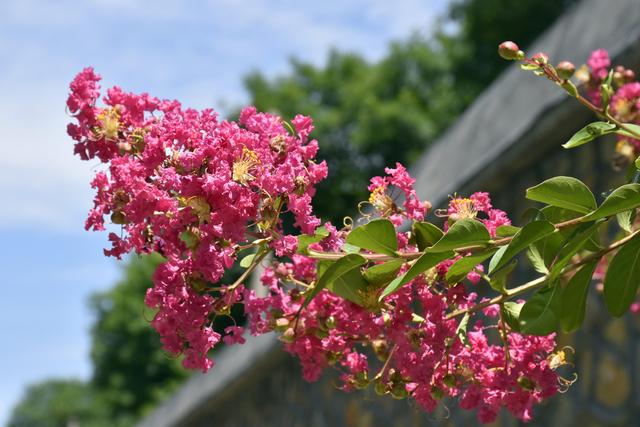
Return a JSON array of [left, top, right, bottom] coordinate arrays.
[[117, 141, 132, 154], [498, 41, 522, 60], [532, 52, 549, 65], [275, 317, 290, 331], [517, 376, 535, 391], [280, 327, 296, 343], [430, 386, 444, 400], [556, 61, 575, 80], [314, 328, 329, 339], [325, 315, 336, 329], [354, 372, 369, 390], [110, 211, 127, 225], [374, 380, 387, 396], [624, 69, 636, 82], [613, 71, 625, 87], [390, 383, 408, 400], [443, 373, 457, 387]]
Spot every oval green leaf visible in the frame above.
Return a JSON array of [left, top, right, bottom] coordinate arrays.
[[488, 220, 556, 274], [446, 248, 497, 283], [583, 184, 640, 221], [412, 222, 444, 251], [346, 219, 398, 256], [363, 259, 405, 288], [562, 121, 616, 149], [426, 219, 490, 253], [380, 251, 454, 300], [603, 234, 640, 317], [519, 286, 560, 335], [560, 259, 598, 332], [526, 176, 597, 214], [302, 254, 366, 308]]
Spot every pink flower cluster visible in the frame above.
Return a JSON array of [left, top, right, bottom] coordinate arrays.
[[585, 49, 640, 157], [68, 69, 561, 423], [245, 189, 558, 423], [367, 162, 429, 225], [67, 68, 327, 371]]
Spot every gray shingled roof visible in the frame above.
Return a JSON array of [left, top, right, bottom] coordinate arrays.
[[137, 1, 640, 426]]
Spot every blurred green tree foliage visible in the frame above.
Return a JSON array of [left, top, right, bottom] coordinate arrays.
[[245, 0, 576, 224], [88, 253, 188, 424], [7, 380, 107, 427]]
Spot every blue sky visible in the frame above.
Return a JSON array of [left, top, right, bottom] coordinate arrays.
[[0, 0, 448, 423]]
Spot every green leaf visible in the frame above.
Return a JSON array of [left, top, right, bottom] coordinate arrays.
[[446, 248, 497, 283], [239, 253, 256, 268], [488, 245, 508, 276], [617, 209, 635, 233], [456, 313, 470, 346], [297, 225, 330, 254], [488, 220, 556, 274], [519, 286, 560, 335], [584, 184, 640, 221], [412, 222, 444, 251], [327, 267, 369, 306], [495, 225, 521, 237], [526, 206, 580, 273], [527, 245, 549, 274], [363, 259, 405, 288], [526, 176, 597, 214], [302, 254, 366, 308], [380, 251, 454, 300], [562, 122, 616, 149], [501, 302, 523, 331], [346, 219, 398, 256], [489, 259, 517, 293], [426, 219, 490, 253], [343, 243, 361, 254], [604, 234, 640, 317], [560, 260, 598, 332], [548, 221, 601, 283], [615, 123, 640, 140], [179, 230, 199, 250], [636, 156, 640, 170]]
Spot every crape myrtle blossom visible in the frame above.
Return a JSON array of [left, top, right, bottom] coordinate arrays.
[[584, 49, 640, 161], [67, 68, 563, 423], [67, 68, 327, 372]]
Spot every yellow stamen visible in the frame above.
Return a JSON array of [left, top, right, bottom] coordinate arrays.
[[96, 107, 121, 141], [369, 186, 394, 213], [232, 147, 260, 184], [450, 198, 477, 220]]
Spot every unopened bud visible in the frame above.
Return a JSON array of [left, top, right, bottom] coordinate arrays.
[[390, 383, 408, 400], [517, 376, 535, 391], [532, 52, 549, 65], [431, 386, 444, 400], [110, 211, 127, 225], [314, 328, 328, 339], [624, 69, 636, 82], [443, 373, 457, 387], [281, 327, 296, 343], [275, 317, 290, 331], [498, 41, 523, 61], [374, 380, 387, 396], [556, 61, 575, 80], [613, 71, 625, 87], [325, 316, 336, 329]]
